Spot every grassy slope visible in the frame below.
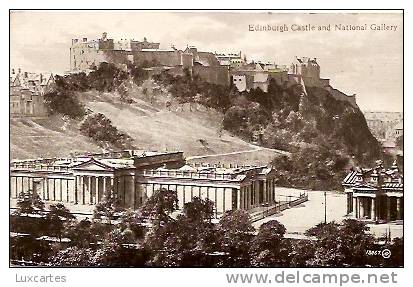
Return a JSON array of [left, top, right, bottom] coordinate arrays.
[[10, 116, 102, 160], [11, 80, 282, 164]]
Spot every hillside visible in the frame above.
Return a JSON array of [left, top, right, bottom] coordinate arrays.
[[11, 116, 102, 159], [10, 79, 285, 164], [11, 63, 383, 190]]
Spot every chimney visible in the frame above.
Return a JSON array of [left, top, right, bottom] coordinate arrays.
[[24, 72, 28, 78], [40, 73, 43, 83], [83, 37, 87, 42], [72, 39, 78, 45], [102, 32, 107, 40]]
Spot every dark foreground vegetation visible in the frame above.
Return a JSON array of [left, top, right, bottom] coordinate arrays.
[[11, 190, 403, 267]]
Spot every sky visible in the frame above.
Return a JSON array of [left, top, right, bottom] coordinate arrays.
[[10, 11, 403, 112]]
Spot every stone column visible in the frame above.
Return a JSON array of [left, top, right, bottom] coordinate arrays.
[[254, 182, 258, 206], [371, 198, 376, 221], [59, 178, 63, 201], [183, 184, 186, 204], [214, 187, 217, 215], [65, 179, 69, 202], [52, 178, 56, 201], [82, 176, 86, 205], [262, 180, 267, 204], [396, 197, 401, 220], [347, 193, 351, 214], [46, 178, 50, 200], [88, 176, 94, 204], [386, 197, 391, 222], [74, 176, 78, 204], [244, 187, 248, 209], [131, 175, 136, 209], [110, 177, 114, 195], [222, 187, 226, 212], [102, 177, 107, 200], [236, 188, 241, 209], [242, 187, 245, 209], [360, 197, 365, 218], [352, 196, 357, 217], [41, 178, 46, 200]]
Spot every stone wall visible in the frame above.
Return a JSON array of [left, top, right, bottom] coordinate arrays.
[[193, 65, 230, 87]]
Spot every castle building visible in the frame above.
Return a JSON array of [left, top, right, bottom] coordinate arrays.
[[10, 150, 278, 218], [342, 163, 403, 223], [231, 62, 289, 93], [214, 51, 245, 68], [70, 33, 229, 86], [289, 56, 357, 107], [10, 69, 54, 117]]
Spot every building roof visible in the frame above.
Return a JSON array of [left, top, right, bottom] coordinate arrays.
[[342, 165, 403, 192], [10, 70, 54, 95]]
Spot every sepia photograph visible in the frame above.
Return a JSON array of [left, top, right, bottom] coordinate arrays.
[[9, 10, 403, 270]]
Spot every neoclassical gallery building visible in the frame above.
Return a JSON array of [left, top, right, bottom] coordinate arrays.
[[10, 150, 278, 217]]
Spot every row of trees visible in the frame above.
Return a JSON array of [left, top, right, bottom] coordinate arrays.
[[11, 189, 403, 267]]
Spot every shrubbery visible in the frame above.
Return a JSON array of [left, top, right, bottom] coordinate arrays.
[[43, 89, 85, 119], [80, 113, 134, 149]]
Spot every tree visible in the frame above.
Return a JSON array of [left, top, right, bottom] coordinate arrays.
[[306, 220, 375, 267], [384, 237, 404, 267], [183, 197, 214, 222], [288, 239, 316, 267], [45, 203, 76, 242], [250, 220, 289, 267], [337, 219, 376, 266], [93, 190, 124, 225], [117, 209, 147, 242], [64, 219, 98, 248], [50, 246, 95, 267], [144, 197, 217, 267], [140, 188, 178, 224], [80, 113, 134, 149], [216, 210, 255, 267], [14, 190, 45, 215], [43, 88, 85, 119]]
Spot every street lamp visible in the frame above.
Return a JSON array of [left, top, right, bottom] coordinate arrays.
[[324, 191, 327, 224]]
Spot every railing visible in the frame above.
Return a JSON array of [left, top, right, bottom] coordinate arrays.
[[143, 169, 234, 180], [250, 193, 309, 222], [193, 162, 259, 169], [10, 163, 71, 173]]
